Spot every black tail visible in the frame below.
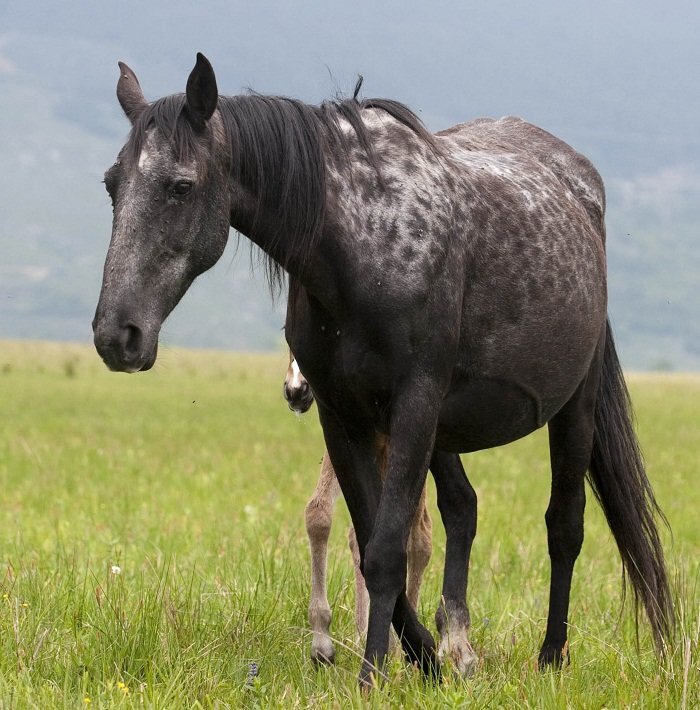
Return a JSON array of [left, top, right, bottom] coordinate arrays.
[[587, 319, 673, 651]]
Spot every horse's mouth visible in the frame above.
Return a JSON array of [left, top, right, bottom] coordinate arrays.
[[94, 332, 159, 373], [287, 394, 314, 415], [99, 350, 157, 374]]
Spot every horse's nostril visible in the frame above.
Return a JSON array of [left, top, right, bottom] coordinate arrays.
[[121, 323, 143, 358], [283, 384, 292, 402]]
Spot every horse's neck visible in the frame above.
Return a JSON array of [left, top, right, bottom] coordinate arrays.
[[227, 110, 426, 306]]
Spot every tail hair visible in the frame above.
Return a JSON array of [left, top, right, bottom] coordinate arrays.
[[587, 319, 673, 650]]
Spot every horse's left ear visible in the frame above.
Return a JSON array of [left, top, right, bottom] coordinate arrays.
[[185, 53, 218, 131], [117, 62, 148, 124]]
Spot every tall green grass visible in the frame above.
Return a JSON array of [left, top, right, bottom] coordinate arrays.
[[0, 341, 698, 707]]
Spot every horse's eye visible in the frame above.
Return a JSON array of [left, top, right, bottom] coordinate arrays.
[[170, 180, 193, 198]]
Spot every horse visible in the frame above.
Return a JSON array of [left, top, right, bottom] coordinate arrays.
[[284, 354, 444, 668], [93, 53, 672, 687]]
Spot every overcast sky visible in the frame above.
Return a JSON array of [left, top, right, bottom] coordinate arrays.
[[4, 1, 699, 170], [1, 0, 699, 364]]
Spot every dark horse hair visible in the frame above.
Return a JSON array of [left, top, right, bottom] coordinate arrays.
[[124, 78, 436, 292], [589, 320, 673, 649]]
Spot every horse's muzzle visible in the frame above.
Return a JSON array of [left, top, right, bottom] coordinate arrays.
[[93, 318, 157, 373], [284, 380, 314, 414]]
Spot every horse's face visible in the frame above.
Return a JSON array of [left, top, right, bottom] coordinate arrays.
[[93, 54, 230, 372]]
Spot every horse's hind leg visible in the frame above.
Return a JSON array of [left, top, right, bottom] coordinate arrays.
[[430, 451, 479, 676], [305, 452, 341, 664], [539, 362, 600, 668]]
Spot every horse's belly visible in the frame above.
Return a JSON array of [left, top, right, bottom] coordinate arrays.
[[435, 376, 549, 453]]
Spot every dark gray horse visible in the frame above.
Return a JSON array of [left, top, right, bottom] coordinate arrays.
[[93, 54, 672, 686]]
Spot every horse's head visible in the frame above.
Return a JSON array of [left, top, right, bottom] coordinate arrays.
[[283, 354, 314, 414], [93, 54, 231, 372]]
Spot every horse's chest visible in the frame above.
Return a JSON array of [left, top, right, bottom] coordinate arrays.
[[293, 322, 393, 425]]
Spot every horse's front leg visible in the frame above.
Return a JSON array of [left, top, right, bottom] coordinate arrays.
[[360, 383, 442, 686]]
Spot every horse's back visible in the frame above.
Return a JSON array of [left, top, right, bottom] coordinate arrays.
[[437, 117, 605, 235]]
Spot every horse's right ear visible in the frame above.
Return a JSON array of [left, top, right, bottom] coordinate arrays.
[[117, 61, 147, 124], [184, 53, 218, 131]]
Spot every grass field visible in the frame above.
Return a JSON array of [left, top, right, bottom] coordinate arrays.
[[0, 340, 698, 708]]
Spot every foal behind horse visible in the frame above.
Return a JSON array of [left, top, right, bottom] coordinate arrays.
[[284, 355, 435, 665]]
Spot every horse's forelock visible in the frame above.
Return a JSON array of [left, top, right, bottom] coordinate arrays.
[[126, 94, 210, 167]]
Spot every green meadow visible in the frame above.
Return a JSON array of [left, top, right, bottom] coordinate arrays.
[[0, 340, 698, 708]]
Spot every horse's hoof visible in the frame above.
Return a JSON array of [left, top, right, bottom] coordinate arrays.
[[537, 642, 568, 670], [436, 603, 478, 677], [358, 662, 381, 691], [438, 634, 478, 677], [422, 651, 441, 682], [400, 628, 440, 680]]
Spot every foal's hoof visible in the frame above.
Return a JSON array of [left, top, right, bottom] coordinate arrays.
[[537, 641, 568, 670], [311, 650, 335, 666], [310, 640, 336, 666]]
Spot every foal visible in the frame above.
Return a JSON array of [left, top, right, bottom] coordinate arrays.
[[284, 355, 434, 665]]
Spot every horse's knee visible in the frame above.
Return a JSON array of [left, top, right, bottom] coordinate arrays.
[[363, 538, 407, 598], [305, 497, 333, 542]]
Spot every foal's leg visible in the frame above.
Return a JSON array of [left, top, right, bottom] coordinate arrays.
[[431, 451, 479, 676], [348, 526, 370, 641], [406, 485, 432, 612], [305, 452, 342, 664], [539, 364, 600, 668]]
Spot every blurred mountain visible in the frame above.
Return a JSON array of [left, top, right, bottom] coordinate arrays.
[[1, 0, 698, 367]]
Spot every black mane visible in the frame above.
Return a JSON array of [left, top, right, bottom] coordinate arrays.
[[126, 82, 435, 291]]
